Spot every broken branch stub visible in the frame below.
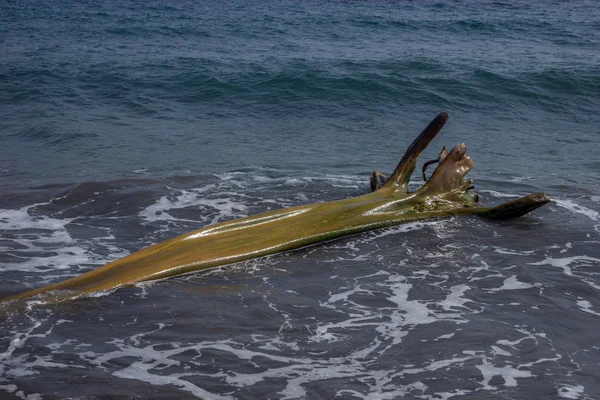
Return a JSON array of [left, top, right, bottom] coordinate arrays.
[[383, 111, 449, 193]]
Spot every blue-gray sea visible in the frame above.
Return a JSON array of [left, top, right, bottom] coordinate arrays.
[[1, 1, 600, 399]]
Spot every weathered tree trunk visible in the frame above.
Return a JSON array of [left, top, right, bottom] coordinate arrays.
[[0, 112, 549, 313]]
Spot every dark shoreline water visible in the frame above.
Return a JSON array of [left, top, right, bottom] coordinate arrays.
[[1, 1, 600, 399]]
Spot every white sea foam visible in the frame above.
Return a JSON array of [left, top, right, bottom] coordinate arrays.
[[581, 278, 600, 291], [434, 333, 455, 340], [557, 384, 585, 399], [417, 389, 471, 400], [463, 260, 505, 282], [215, 171, 365, 191], [1, 262, 563, 400], [128, 269, 479, 398], [491, 345, 512, 357], [362, 220, 444, 242], [476, 359, 531, 389], [385, 275, 437, 327], [139, 184, 250, 226], [496, 327, 543, 349], [400, 355, 476, 375], [438, 284, 472, 312], [301, 173, 364, 189], [529, 255, 600, 277], [493, 248, 536, 256], [508, 176, 534, 183], [576, 300, 600, 317], [338, 382, 428, 400], [0, 317, 77, 386], [553, 199, 599, 222], [0, 384, 42, 400], [0, 203, 72, 231], [0, 199, 129, 284], [478, 190, 520, 199], [488, 275, 534, 292], [0, 203, 102, 277]]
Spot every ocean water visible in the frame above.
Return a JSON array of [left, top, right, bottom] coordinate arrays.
[[1, 0, 599, 399]]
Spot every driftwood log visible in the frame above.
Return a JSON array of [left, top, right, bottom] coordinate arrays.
[[0, 112, 549, 314]]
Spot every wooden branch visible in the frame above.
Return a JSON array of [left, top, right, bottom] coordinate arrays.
[[0, 112, 550, 315]]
